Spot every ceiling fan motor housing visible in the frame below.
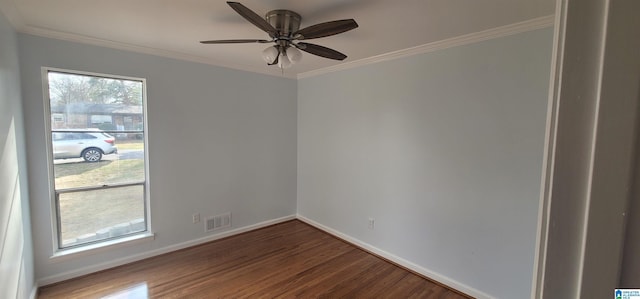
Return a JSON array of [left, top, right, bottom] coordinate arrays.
[[266, 10, 301, 37]]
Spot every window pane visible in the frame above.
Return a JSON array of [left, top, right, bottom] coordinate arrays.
[[48, 71, 146, 188], [48, 72, 143, 132], [58, 185, 145, 247], [54, 137, 145, 189], [46, 69, 148, 250]]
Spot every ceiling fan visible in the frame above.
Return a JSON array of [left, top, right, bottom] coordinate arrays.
[[200, 2, 359, 69]]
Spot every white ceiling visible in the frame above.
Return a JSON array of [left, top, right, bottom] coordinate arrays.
[[0, 0, 555, 78]]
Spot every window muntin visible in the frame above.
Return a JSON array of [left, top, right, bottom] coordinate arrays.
[[45, 69, 149, 250]]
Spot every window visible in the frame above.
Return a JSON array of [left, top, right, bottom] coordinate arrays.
[[52, 113, 65, 123], [44, 69, 149, 251], [90, 114, 113, 126]]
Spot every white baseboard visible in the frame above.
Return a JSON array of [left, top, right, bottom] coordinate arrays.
[[38, 213, 492, 298], [37, 214, 296, 286], [296, 215, 494, 299], [29, 282, 38, 299]]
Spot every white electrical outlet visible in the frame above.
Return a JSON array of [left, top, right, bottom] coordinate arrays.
[[368, 218, 375, 230], [192, 213, 200, 224]]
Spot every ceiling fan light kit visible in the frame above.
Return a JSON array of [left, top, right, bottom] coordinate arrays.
[[262, 46, 279, 63], [261, 45, 301, 69], [201, 1, 358, 69], [286, 47, 302, 63]]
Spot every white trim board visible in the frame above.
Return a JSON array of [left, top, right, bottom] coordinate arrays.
[[17, 26, 296, 79], [296, 215, 494, 299], [36, 214, 296, 286], [29, 283, 38, 299], [297, 15, 555, 79], [37, 213, 491, 297], [10, 14, 553, 81]]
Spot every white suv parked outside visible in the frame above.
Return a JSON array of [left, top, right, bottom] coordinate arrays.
[[52, 129, 118, 162]]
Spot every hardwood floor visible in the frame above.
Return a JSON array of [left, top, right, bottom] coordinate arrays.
[[38, 220, 471, 298]]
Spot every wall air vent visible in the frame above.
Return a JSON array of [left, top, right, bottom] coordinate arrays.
[[205, 212, 231, 232]]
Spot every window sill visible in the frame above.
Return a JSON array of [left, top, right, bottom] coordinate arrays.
[[50, 232, 155, 262]]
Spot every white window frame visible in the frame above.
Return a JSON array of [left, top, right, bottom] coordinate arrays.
[[42, 67, 153, 256]]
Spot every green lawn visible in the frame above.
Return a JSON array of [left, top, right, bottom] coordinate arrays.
[[55, 159, 144, 189], [54, 159, 146, 243], [116, 141, 144, 151], [58, 186, 144, 244]]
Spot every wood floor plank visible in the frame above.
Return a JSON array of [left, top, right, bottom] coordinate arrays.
[[276, 253, 378, 298], [223, 243, 357, 297], [38, 220, 472, 299]]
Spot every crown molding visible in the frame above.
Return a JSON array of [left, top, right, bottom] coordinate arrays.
[[10, 13, 553, 81], [17, 25, 298, 79], [297, 15, 555, 79]]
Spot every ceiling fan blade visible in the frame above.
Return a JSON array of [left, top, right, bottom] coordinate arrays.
[[294, 19, 358, 40], [227, 2, 277, 38], [296, 42, 347, 61], [200, 39, 271, 44]]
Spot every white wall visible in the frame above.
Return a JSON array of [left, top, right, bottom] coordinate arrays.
[[0, 10, 36, 299], [11, 18, 562, 298], [298, 28, 553, 298], [18, 34, 298, 282]]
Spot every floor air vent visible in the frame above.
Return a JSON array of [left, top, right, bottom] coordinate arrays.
[[206, 212, 231, 232]]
